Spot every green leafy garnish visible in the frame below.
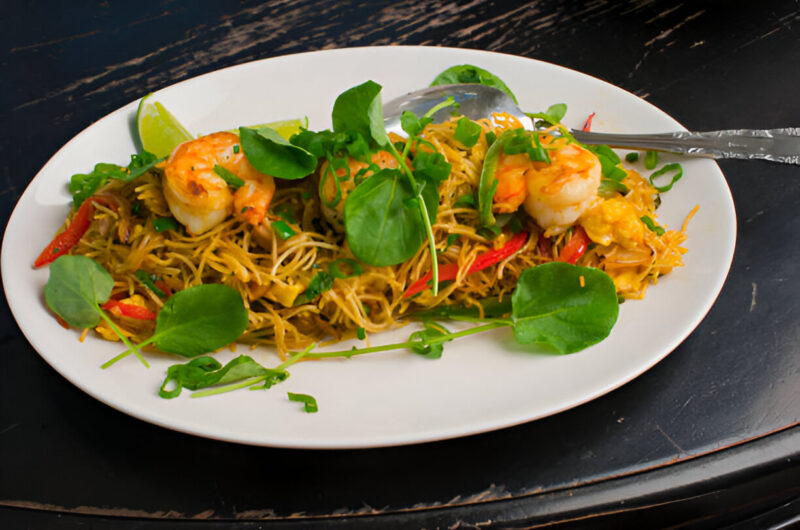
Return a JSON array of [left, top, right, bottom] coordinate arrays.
[[400, 110, 432, 138], [213, 164, 244, 188], [331, 80, 389, 148], [625, 152, 639, 163], [454, 117, 482, 148], [431, 64, 519, 104], [409, 320, 452, 359], [288, 392, 318, 413], [239, 126, 316, 180], [640, 216, 665, 236], [69, 151, 163, 207], [649, 163, 683, 192], [45, 255, 148, 366], [344, 168, 436, 267], [105, 284, 249, 367], [526, 103, 568, 126], [159, 355, 287, 399], [511, 263, 619, 354]]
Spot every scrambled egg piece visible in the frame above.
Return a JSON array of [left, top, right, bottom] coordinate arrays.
[[581, 197, 644, 249]]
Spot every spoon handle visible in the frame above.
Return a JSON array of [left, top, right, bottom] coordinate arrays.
[[570, 128, 800, 164]]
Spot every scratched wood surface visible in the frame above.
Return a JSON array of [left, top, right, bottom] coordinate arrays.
[[1, 0, 799, 527]]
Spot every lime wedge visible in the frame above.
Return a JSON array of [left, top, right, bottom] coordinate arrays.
[[136, 94, 193, 158], [229, 118, 306, 140]]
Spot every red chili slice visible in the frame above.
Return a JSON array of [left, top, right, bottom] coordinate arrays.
[[34, 195, 118, 268], [101, 299, 157, 320], [582, 112, 596, 132], [557, 226, 591, 265], [403, 231, 529, 298]]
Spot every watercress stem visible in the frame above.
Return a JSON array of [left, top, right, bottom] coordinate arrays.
[[303, 322, 507, 360], [387, 141, 439, 295], [98, 312, 149, 368]]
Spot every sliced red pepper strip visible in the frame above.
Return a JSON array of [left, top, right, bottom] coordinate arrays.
[[557, 226, 591, 265], [582, 112, 596, 132], [34, 195, 117, 268], [101, 299, 157, 320], [404, 231, 529, 298]]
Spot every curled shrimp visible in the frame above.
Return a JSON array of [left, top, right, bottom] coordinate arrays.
[[492, 140, 601, 235], [319, 150, 399, 230], [163, 132, 276, 235]]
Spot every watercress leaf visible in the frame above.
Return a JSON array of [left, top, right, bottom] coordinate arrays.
[[300, 270, 334, 303], [239, 126, 317, 180], [413, 150, 452, 184], [159, 355, 286, 398], [122, 151, 164, 182], [152, 284, 249, 357], [344, 168, 428, 266], [44, 255, 113, 328], [431, 64, 519, 104], [69, 172, 107, 208], [409, 321, 452, 359], [511, 262, 619, 354], [526, 103, 568, 125], [478, 136, 504, 226], [454, 117, 482, 148], [331, 80, 389, 148], [401, 110, 423, 137]]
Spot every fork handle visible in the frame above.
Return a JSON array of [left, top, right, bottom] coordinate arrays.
[[570, 128, 800, 164]]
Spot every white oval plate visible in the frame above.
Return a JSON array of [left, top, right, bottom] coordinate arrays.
[[1, 47, 736, 449]]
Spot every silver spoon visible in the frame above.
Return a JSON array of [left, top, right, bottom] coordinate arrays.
[[383, 84, 800, 164]]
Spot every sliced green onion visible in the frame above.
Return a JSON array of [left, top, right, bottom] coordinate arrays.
[[649, 163, 683, 192], [357, 327, 366, 340], [213, 164, 244, 188], [329, 258, 363, 279], [272, 220, 296, 240], [453, 193, 476, 208], [134, 270, 166, 298], [644, 151, 658, 170], [287, 392, 318, 413], [598, 178, 630, 197], [640, 215, 665, 236], [625, 152, 639, 163], [153, 217, 179, 232]]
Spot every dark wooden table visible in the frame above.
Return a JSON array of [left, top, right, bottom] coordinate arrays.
[[2, 1, 799, 528]]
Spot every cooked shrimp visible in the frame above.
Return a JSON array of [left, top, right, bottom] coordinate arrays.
[[492, 152, 530, 213], [523, 142, 601, 235], [163, 132, 275, 235], [491, 140, 601, 235], [319, 150, 399, 230]]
